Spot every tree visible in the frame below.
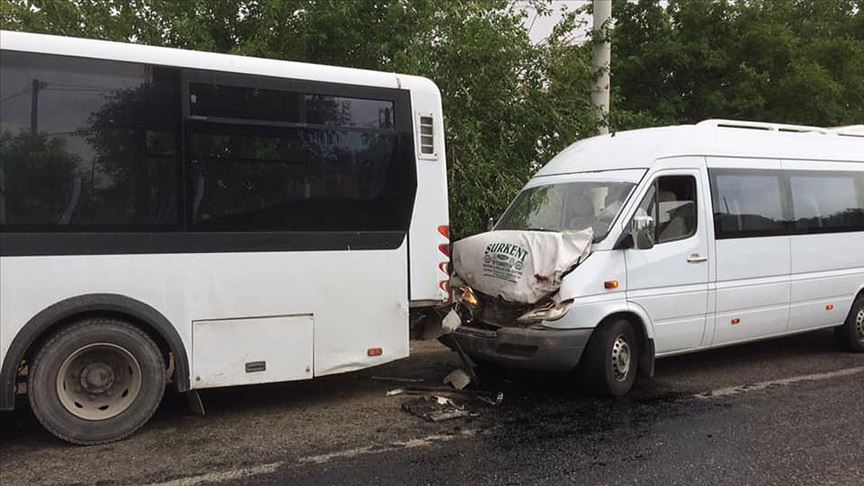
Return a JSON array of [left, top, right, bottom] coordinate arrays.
[[610, 0, 864, 129]]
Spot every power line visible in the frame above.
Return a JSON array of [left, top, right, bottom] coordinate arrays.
[[0, 86, 32, 104]]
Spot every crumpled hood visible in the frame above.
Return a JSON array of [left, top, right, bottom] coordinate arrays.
[[452, 229, 593, 304]]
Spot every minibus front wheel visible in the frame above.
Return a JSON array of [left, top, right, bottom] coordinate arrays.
[[582, 318, 639, 397], [836, 295, 864, 353], [28, 318, 166, 445]]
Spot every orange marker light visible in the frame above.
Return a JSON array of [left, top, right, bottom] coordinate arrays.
[[731, 318, 741, 325], [604, 280, 620, 289], [825, 304, 834, 311], [367, 347, 383, 357], [438, 225, 450, 239]]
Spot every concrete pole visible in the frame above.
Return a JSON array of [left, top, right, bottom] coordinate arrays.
[[591, 0, 611, 134]]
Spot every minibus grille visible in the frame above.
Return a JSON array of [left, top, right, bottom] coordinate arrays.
[[476, 292, 532, 328]]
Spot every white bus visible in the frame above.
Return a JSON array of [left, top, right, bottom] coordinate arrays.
[[0, 31, 450, 444], [448, 120, 864, 396]]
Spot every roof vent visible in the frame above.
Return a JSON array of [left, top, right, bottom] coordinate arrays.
[[697, 119, 828, 134]]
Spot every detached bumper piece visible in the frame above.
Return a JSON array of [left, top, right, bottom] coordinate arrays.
[[451, 325, 592, 371]]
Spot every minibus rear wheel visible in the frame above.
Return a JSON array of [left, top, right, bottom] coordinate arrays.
[[836, 296, 864, 353], [582, 318, 638, 397], [28, 318, 166, 445]]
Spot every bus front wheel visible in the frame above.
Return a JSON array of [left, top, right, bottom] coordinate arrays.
[[29, 318, 166, 445]]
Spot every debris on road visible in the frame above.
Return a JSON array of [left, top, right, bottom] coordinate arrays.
[[443, 368, 472, 390], [386, 386, 503, 406], [401, 396, 473, 422], [370, 376, 425, 384]]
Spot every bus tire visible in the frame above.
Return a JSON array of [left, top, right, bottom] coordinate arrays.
[[835, 296, 864, 353], [582, 318, 638, 397], [28, 318, 165, 445]]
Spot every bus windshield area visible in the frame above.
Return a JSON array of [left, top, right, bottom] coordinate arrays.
[[495, 180, 636, 241]]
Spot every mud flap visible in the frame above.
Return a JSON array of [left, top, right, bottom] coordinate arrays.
[[186, 390, 205, 416]]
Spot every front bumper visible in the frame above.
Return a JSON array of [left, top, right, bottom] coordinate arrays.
[[449, 324, 593, 371]]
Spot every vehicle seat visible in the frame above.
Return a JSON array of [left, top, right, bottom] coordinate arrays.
[[657, 191, 695, 241]]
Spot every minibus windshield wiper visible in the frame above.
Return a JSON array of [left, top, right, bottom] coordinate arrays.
[[523, 227, 558, 232]]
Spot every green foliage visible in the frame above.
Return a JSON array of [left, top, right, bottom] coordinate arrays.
[[611, 0, 864, 129]]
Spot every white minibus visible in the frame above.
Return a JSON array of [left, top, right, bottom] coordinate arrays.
[[0, 31, 450, 444], [449, 120, 864, 396]]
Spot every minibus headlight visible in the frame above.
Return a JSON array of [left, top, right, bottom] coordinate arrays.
[[517, 299, 574, 324]]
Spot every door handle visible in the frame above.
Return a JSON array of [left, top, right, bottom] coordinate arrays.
[[687, 254, 708, 263]]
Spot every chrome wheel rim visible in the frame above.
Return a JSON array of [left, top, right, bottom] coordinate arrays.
[[856, 308, 864, 344], [611, 334, 632, 382], [56, 343, 142, 421]]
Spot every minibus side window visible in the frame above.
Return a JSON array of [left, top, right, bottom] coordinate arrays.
[[789, 171, 864, 233], [635, 175, 698, 244], [710, 170, 786, 239]]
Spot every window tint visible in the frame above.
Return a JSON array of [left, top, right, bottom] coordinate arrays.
[[190, 83, 394, 129], [634, 175, 698, 244], [790, 172, 864, 233], [0, 51, 180, 231], [187, 79, 414, 232], [189, 123, 410, 231], [710, 170, 786, 238]]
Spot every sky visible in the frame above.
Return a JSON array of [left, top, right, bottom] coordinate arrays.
[[515, 0, 594, 44]]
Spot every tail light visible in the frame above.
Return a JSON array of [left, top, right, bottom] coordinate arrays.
[[438, 244, 450, 257], [438, 225, 450, 302]]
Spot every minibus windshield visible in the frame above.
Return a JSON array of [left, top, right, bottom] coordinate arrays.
[[496, 180, 636, 241]]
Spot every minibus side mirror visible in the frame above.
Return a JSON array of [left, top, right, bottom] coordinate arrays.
[[630, 214, 655, 250]]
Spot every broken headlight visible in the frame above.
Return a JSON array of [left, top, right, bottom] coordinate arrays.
[[516, 299, 574, 324]]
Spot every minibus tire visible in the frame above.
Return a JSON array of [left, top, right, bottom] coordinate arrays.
[[28, 318, 166, 445], [582, 319, 638, 397], [836, 296, 864, 353]]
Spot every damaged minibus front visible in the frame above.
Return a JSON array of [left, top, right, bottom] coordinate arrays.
[[444, 122, 864, 398], [445, 166, 651, 396]]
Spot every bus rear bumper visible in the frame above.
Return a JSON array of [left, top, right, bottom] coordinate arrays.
[[449, 325, 592, 371]]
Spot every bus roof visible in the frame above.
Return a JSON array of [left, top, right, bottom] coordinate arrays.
[[0, 30, 437, 93], [537, 122, 864, 177]]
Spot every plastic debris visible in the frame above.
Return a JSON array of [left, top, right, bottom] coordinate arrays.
[[442, 309, 462, 333], [443, 368, 472, 390]]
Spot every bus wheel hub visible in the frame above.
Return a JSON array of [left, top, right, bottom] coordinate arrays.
[[80, 363, 115, 394], [57, 343, 143, 420]]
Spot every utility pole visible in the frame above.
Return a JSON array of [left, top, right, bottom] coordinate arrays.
[[591, 0, 611, 134], [30, 78, 45, 135]]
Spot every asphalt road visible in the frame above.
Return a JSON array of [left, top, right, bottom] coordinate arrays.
[[1, 329, 862, 486]]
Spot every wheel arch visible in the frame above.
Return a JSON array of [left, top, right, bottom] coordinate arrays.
[[595, 309, 656, 378], [0, 293, 189, 411]]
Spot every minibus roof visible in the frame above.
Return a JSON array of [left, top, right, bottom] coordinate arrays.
[[537, 123, 864, 177]]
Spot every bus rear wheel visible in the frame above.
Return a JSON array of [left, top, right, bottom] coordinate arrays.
[[29, 318, 166, 445]]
